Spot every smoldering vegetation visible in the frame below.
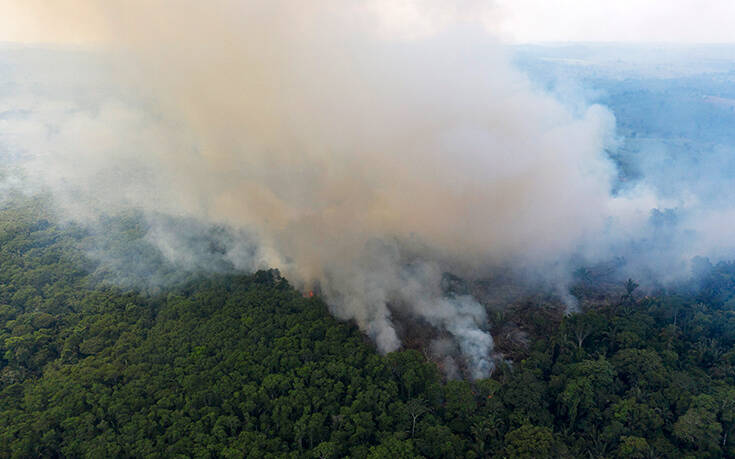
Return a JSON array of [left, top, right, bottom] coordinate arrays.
[[2, 2, 735, 378]]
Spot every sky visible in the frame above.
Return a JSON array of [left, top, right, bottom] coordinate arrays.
[[493, 0, 735, 43], [2, 0, 734, 45]]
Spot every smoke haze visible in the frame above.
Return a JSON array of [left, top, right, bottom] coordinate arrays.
[[4, 2, 732, 378]]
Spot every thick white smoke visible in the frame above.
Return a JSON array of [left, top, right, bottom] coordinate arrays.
[[1, 1, 656, 377]]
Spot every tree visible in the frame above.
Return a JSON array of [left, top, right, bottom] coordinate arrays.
[[367, 436, 421, 459], [312, 441, 337, 459], [673, 395, 722, 454], [503, 425, 565, 459], [617, 436, 652, 458], [562, 311, 606, 352], [405, 398, 430, 438]]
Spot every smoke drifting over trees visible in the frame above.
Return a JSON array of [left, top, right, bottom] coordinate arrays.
[[3, 1, 733, 377]]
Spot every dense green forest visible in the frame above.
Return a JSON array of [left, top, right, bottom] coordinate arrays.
[[0, 197, 734, 458]]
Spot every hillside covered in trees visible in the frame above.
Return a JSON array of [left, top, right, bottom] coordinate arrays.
[[0, 197, 734, 458]]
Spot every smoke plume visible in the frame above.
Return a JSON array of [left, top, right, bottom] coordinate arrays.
[[1, 1, 669, 377]]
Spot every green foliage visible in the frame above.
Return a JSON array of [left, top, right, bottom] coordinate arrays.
[[504, 424, 565, 458], [0, 198, 734, 457]]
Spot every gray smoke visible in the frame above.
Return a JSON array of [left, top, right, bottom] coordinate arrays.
[[1, 1, 703, 378]]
